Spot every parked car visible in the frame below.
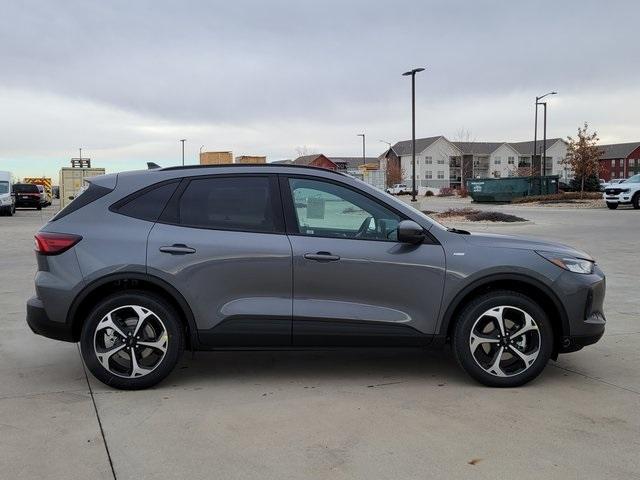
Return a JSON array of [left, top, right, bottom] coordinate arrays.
[[36, 184, 51, 207], [558, 181, 575, 192], [603, 174, 640, 209], [27, 164, 606, 389], [0, 171, 16, 216], [386, 183, 410, 195], [13, 183, 46, 210]]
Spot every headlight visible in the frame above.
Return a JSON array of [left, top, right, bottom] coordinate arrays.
[[537, 251, 594, 274]]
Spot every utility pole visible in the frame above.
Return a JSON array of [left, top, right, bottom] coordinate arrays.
[[357, 133, 366, 166], [180, 139, 186, 166], [402, 67, 426, 202]]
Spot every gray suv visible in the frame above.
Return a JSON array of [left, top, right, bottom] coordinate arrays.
[[27, 165, 606, 389]]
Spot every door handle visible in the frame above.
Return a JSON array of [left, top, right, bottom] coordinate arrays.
[[304, 251, 340, 262], [159, 244, 196, 255]]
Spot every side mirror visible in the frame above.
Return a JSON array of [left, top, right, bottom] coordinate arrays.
[[397, 220, 426, 244]]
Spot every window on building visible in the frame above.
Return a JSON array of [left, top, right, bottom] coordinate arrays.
[[494, 156, 502, 165], [508, 156, 515, 165], [437, 171, 445, 179], [437, 159, 445, 165], [426, 171, 433, 179], [425, 157, 432, 164]]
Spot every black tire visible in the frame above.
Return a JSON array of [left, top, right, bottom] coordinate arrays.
[[606, 202, 618, 210], [80, 290, 184, 390], [632, 194, 639, 210], [452, 290, 554, 387], [36, 205, 41, 210]]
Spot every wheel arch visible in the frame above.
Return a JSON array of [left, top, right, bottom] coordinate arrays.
[[67, 272, 198, 349], [439, 273, 569, 357]]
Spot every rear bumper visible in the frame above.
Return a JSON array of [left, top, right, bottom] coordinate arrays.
[[16, 198, 42, 207], [26, 296, 75, 342]]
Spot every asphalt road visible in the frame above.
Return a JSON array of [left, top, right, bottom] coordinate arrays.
[[1, 199, 639, 479]]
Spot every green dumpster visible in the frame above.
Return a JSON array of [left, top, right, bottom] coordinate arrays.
[[466, 176, 559, 202]]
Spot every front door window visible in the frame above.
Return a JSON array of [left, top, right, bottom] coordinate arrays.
[[288, 178, 401, 241]]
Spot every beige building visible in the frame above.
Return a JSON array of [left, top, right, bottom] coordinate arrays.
[[200, 151, 233, 165], [235, 155, 266, 164]]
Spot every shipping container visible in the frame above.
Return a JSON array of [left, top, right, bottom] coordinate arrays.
[[466, 175, 559, 202], [59, 167, 106, 209]]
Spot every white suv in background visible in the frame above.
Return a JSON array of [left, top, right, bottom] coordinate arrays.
[[603, 174, 640, 209], [386, 183, 410, 195], [0, 171, 16, 216]]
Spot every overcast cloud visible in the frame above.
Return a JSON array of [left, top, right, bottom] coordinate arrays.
[[1, 0, 639, 178]]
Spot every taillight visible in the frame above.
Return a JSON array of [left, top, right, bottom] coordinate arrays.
[[34, 232, 82, 255]]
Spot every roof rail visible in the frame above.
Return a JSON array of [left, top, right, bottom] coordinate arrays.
[[158, 163, 348, 176]]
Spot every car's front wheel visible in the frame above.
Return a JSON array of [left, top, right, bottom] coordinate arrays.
[[632, 193, 639, 210], [453, 290, 553, 387], [80, 291, 184, 390], [606, 202, 618, 210]]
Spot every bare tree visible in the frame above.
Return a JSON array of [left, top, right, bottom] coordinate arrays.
[[563, 122, 603, 198], [294, 145, 318, 158]]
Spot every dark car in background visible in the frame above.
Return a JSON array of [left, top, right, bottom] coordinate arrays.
[[13, 183, 46, 210]]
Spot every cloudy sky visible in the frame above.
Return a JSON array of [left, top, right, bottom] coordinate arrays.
[[1, 0, 639, 178]]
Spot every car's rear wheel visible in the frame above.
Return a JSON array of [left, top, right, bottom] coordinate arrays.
[[632, 193, 639, 210], [80, 291, 184, 390], [606, 202, 618, 210], [453, 291, 553, 387]]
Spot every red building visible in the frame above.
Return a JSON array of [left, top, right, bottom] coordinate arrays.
[[292, 154, 337, 170], [598, 142, 640, 180]]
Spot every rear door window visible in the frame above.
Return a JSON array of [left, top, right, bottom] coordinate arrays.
[[174, 176, 283, 233]]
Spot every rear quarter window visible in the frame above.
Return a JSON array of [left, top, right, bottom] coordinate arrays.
[[52, 182, 114, 221], [111, 180, 179, 222]]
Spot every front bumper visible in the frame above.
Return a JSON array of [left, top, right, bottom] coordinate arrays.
[[555, 267, 606, 353], [26, 296, 75, 342], [603, 193, 632, 204]]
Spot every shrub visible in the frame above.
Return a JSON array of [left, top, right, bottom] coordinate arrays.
[[465, 211, 527, 222], [512, 192, 601, 204], [458, 187, 469, 198], [425, 190, 434, 197], [438, 207, 480, 218], [438, 187, 454, 197]]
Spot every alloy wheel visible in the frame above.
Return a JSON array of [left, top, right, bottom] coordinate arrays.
[[468, 305, 541, 378], [93, 305, 168, 378]]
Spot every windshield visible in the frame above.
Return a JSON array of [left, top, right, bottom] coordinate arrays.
[[0, 181, 8, 194], [624, 174, 640, 183]]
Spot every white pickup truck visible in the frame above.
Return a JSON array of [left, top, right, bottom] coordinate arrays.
[[603, 174, 640, 209], [386, 183, 410, 195]]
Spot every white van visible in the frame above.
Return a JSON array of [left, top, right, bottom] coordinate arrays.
[[0, 171, 16, 216]]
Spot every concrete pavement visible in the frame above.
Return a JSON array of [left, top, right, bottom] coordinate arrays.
[[1, 200, 639, 479]]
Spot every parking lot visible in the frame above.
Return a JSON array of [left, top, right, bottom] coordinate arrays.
[[1, 200, 639, 480]]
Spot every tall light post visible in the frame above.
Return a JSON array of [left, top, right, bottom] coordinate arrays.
[[402, 67, 425, 202], [357, 133, 366, 166], [180, 139, 186, 166], [533, 91, 556, 176], [199, 145, 205, 163]]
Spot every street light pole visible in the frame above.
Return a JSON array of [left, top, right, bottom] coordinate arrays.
[[403, 67, 425, 202], [533, 91, 557, 177], [542, 102, 547, 176], [357, 133, 366, 166], [180, 139, 186, 166]]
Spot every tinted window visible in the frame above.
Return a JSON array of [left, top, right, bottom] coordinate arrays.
[[52, 182, 114, 221], [178, 176, 279, 233], [116, 181, 179, 222], [288, 178, 402, 241], [0, 181, 8, 194], [13, 184, 38, 193]]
